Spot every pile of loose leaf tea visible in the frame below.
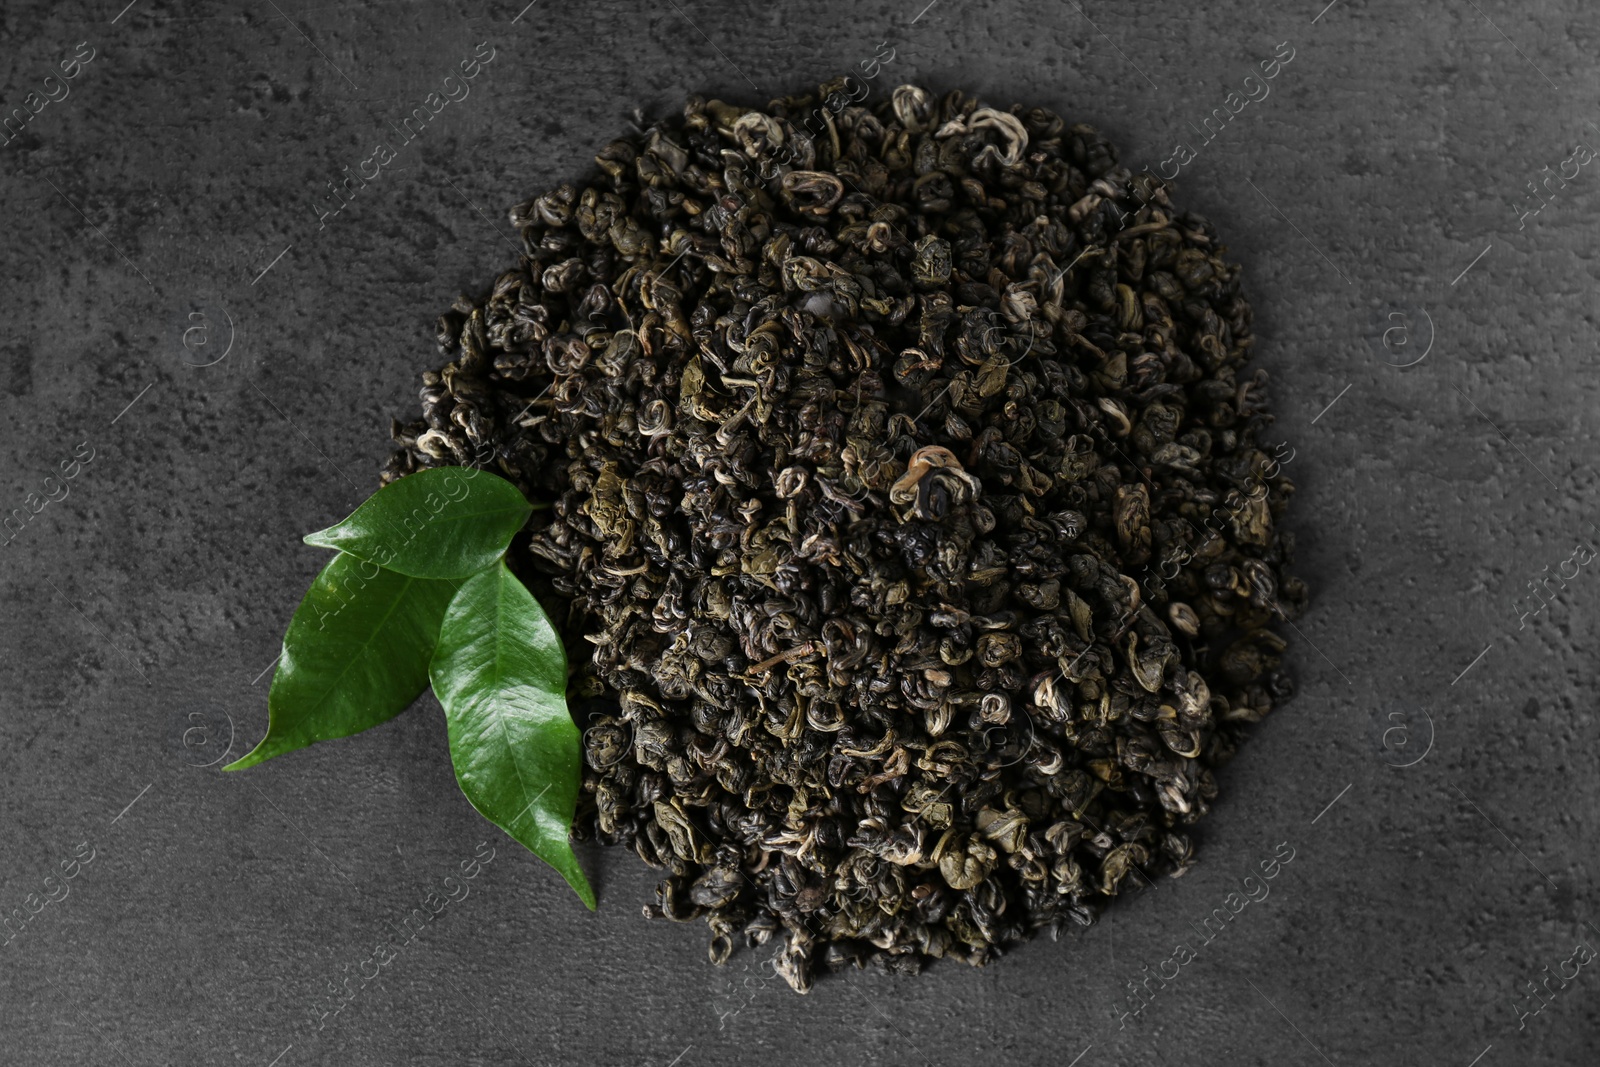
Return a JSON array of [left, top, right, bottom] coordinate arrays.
[[384, 80, 1307, 992]]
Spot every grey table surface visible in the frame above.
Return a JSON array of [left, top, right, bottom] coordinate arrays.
[[2, 0, 1596, 1064]]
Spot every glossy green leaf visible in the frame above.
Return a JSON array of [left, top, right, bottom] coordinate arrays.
[[429, 562, 594, 909], [225, 553, 458, 771], [303, 467, 532, 580]]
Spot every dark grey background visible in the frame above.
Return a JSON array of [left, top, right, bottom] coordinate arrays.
[[1, 0, 1595, 1064]]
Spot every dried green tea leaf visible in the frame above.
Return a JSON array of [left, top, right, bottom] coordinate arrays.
[[225, 553, 457, 771], [383, 79, 1311, 990], [429, 562, 594, 909], [304, 467, 532, 580]]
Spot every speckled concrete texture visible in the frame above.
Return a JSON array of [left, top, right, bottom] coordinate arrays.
[[1, 0, 1596, 1064]]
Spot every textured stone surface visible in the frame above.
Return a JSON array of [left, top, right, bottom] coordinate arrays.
[[1, 1, 1596, 1064]]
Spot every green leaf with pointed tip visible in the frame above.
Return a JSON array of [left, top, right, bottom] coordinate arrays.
[[225, 553, 458, 772], [429, 561, 594, 909], [303, 467, 533, 580]]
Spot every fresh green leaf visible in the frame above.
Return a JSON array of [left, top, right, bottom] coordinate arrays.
[[225, 553, 459, 771], [429, 562, 594, 909], [303, 467, 533, 580]]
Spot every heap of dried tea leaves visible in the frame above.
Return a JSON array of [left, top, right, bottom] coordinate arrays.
[[384, 81, 1307, 992]]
